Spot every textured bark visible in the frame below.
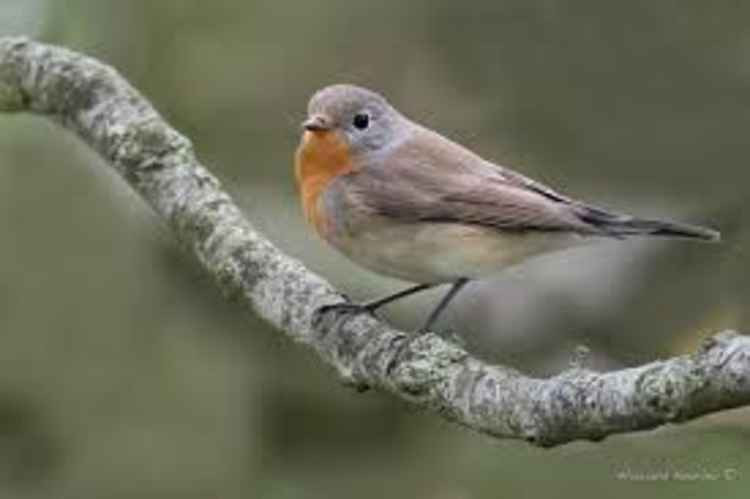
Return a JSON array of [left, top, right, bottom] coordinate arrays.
[[1, 37, 748, 447]]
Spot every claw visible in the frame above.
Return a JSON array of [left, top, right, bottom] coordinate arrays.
[[313, 302, 378, 328], [317, 302, 376, 317]]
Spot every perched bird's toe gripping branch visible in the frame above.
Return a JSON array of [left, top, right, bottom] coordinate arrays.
[[1, 37, 748, 447], [314, 282, 444, 334]]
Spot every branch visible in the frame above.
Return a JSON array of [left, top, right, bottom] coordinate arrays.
[[1, 37, 748, 447]]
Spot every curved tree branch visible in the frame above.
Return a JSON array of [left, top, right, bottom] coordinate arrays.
[[1, 37, 748, 447]]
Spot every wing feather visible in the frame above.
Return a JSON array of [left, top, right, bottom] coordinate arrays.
[[335, 125, 601, 235]]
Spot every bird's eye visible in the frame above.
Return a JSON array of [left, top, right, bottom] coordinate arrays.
[[353, 113, 370, 130]]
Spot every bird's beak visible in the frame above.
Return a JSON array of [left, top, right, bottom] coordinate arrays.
[[302, 114, 332, 132]]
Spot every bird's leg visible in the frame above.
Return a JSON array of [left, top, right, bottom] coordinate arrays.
[[317, 283, 436, 319], [361, 283, 437, 311], [416, 278, 469, 334]]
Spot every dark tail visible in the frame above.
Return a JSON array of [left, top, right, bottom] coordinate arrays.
[[576, 204, 721, 242]]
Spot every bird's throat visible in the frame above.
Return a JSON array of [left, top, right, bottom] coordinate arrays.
[[295, 130, 353, 233]]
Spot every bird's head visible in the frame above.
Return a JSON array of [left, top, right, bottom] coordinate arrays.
[[301, 84, 405, 156]]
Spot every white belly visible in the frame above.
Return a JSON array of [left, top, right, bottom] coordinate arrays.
[[327, 222, 585, 283]]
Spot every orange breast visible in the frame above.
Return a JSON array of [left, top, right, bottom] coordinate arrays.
[[294, 130, 353, 235]]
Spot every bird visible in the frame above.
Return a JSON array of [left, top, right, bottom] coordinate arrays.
[[294, 84, 720, 334]]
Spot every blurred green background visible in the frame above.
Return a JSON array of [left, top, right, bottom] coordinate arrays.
[[1, 1, 749, 498]]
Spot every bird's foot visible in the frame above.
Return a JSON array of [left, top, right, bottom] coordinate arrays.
[[313, 301, 379, 327], [414, 326, 431, 336]]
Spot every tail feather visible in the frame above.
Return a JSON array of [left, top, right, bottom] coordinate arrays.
[[576, 204, 721, 242]]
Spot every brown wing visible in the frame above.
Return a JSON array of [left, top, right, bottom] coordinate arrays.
[[324, 125, 719, 241], [333, 125, 602, 235]]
